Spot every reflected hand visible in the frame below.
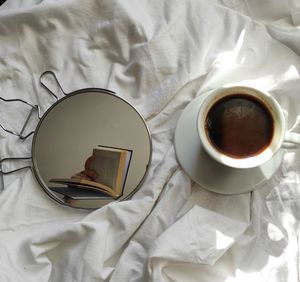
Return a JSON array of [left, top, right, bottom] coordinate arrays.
[[71, 155, 98, 181]]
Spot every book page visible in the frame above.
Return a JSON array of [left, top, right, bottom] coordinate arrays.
[[92, 147, 121, 189]]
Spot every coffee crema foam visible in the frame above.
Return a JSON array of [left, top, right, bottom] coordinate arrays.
[[205, 94, 274, 159]]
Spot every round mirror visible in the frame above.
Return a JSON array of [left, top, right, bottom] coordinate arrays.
[[32, 89, 152, 209]]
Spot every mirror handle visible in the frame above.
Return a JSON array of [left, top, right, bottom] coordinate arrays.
[[39, 71, 67, 100]]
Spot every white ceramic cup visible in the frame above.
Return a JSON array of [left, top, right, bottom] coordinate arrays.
[[197, 86, 300, 169]]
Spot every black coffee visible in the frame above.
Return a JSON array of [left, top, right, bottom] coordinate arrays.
[[205, 94, 274, 158]]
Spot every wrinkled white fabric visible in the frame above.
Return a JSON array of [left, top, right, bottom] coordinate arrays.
[[0, 0, 300, 281]]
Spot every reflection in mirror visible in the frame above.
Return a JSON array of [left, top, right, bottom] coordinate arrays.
[[32, 90, 151, 209]]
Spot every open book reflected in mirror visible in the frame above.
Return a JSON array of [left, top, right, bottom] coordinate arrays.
[[49, 145, 132, 199]]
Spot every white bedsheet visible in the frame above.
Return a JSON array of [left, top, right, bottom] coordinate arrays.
[[0, 0, 300, 281]]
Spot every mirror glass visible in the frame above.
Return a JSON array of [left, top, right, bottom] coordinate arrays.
[[32, 90, 152, 209]]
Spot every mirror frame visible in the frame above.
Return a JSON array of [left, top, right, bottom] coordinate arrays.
[[31, 88, 152, 209]]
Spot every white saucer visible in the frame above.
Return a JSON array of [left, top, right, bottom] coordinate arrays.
[[174, 94, 284, 194]]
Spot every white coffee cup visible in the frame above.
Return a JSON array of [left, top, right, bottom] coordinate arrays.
[[197, 86, 300, 169]]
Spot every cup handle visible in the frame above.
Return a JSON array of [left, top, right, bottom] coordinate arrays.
[[282, 110, 300, 149], [282, 131, 300, 149]]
